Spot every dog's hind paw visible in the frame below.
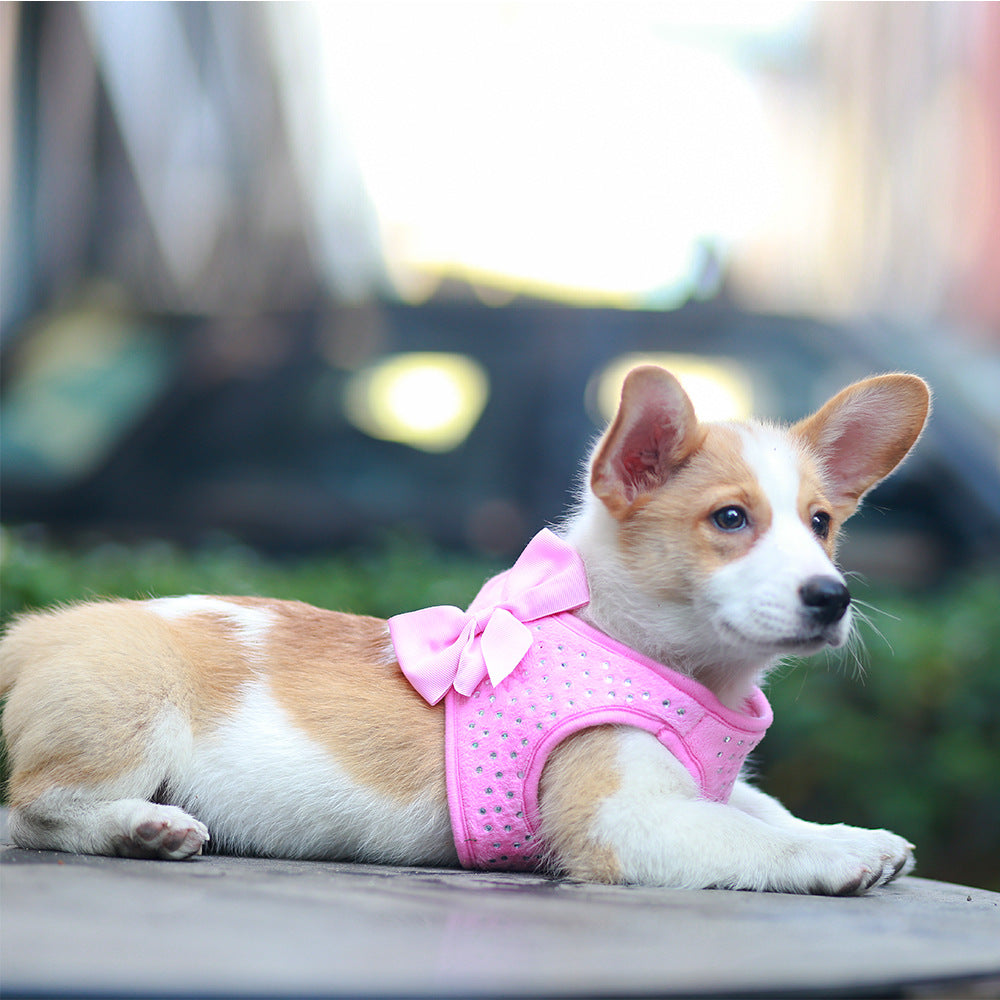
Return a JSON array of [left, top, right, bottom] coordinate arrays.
[[115, 804, 210, 860]]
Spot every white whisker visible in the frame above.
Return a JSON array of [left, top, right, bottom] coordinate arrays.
[[851, 600, 896, 655]]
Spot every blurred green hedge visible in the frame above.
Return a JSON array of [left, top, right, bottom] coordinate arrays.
[[2, 527, 997, 891]]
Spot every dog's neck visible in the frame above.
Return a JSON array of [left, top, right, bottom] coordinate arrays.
[[562, 501, 777, 712]]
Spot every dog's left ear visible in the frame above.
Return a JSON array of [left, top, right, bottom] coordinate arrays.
[[793, 373, 931, 518], [591, 366, 704, 518]]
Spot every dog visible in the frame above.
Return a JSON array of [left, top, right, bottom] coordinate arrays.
[[0, 366, 930, 893]]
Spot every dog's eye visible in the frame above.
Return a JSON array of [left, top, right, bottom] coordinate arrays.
[[711, 506, 748, 532], [811, 511, 831, 539]]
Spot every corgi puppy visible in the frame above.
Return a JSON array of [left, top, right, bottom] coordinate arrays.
[[0, 367, 930, 894]]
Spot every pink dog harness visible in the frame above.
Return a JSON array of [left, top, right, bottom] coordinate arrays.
[[389, 530, 773, 870]]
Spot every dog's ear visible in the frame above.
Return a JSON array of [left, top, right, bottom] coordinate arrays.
[[793, 373, 931, 518], [591, 366, 703, 518]]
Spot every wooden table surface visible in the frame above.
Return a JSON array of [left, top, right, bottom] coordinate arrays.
[[2, 809, 998, 999]]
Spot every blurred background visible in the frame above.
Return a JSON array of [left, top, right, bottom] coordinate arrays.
[[1, 2, 998, 889]]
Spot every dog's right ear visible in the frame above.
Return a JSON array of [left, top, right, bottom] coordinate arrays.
[[590, 366, 703, 518]]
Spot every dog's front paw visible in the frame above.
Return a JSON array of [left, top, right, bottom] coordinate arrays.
[[801, 827, 914, 895], [116, 804, 210, 860]]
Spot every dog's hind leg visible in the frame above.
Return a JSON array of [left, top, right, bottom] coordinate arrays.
[[2, 602, 212, 860], [6, 702, 210, 860], [10, 792, 209, 860]]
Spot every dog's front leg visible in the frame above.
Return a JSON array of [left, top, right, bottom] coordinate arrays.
[[727, 778, 916, 882], [540, 728, 913, 894]]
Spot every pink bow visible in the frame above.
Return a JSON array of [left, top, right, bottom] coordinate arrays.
[[389, 529, 590, 705]]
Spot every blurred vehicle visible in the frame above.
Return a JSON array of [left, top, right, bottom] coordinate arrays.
[[2, 297, 998, 586]]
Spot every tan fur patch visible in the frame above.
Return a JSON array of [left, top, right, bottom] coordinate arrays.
[[619, 425, 775, 598], [2, 600, 248, 804], [793, 447, 840, 558], [538, 726, 622, 882], [243, 599, 447, 808]]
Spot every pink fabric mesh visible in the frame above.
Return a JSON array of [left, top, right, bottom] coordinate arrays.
[[444, 612, 772, 870]]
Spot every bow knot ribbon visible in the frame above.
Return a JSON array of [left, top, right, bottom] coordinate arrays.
[[389, 530, 590, 705]]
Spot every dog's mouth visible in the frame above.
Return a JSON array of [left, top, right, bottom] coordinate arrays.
[[720, 620, 847, 654], [776, 632, 841, 651]]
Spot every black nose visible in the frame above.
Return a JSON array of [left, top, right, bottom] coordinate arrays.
[[799, 576, 851, 626]]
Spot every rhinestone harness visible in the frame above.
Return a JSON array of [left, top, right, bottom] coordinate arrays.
[[390, 530, 773, 871], [443, 610, 772, 870]]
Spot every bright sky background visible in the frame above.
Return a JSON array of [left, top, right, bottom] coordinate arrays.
[[272, 2, 810, 305]]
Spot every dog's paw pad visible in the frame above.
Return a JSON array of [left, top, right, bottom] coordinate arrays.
[[831, 864, 886, 896], [119, 805, 209, 860]]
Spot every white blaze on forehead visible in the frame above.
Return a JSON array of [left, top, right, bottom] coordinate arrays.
[[146, 596, 275, 648], [732, 422, 803, 515], [733, 422, 840, 578]]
